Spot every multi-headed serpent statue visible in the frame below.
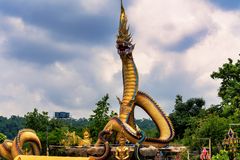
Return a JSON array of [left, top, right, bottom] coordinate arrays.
[[92, 1, 175, 159], [0, 129, 41, 160]]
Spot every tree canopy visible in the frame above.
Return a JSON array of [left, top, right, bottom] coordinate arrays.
[[0, 115, 25, 139], [211, 57, 240, 110], [169, 95, 205, 139], [24, 108, 49, 132], [88, 94, 111, 142]]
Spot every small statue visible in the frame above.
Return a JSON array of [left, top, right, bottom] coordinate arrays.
[[79, 130, 92, 147], [60, 131, 81, 146], [115, 133, 129, 160]]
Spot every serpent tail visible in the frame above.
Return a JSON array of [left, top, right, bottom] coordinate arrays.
[[89, 130, 111, 160], [11, 129, 41, 159], [0, 140, 13, 160]]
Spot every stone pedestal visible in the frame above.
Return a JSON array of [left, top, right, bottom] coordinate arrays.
[[49, 145, 159, 159]]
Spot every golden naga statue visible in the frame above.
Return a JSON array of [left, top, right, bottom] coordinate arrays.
[[60, 130, 92, 147], [0, 129, 41, 160], [115, 133, 130, 160], [79, 130, 92, 147], [95, 0, 174, 148], [60, 131, 81, 146]]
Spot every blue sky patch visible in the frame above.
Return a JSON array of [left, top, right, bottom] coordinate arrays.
[[209, 0, 240, 10], [165, 29, 208, 52]]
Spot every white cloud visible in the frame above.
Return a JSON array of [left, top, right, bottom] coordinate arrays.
[[79, 0, 111, 14], [0, 80, 59, 117], [0, 23, 122, 117], [0, 0, 240, 118], [127, 0, 240, 109], [129, 0, 213, 46], [89, 47, 121, 82]]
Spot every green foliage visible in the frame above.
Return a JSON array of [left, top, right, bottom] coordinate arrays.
[[136, 118, 159, 137], [236, 153, 240, 159], [109, 110, 118, 118], [212, 150, 229, 160], [24, 108, 50, 154], [24, 108, 49, 132], [179, 149, 189, 160], [48, 127, 68, 145], [0, 132, 7, 143], [176, 56, 240, 158], [230, 108, 240, 123], [89, 94, 111, 142], [211, 57, 240, 110], [0, 115, 25, 139], [180, 114, 229, 156], [169, 95, 205, 139], [205, 104, 223, 115], [170, 95, 231, 156], [196, 115, 229, 145]]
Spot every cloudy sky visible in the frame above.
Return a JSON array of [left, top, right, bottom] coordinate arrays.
[[0, 0, 239, 119]]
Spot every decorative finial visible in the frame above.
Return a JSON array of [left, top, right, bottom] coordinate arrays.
[[117, 0, 132, 44], [121, 0, 124, 11]]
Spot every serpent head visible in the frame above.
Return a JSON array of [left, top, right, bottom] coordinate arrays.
[[116, 0, 135, 58]]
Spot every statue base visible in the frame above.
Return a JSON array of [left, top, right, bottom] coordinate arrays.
[[49, 145, 161, 159]]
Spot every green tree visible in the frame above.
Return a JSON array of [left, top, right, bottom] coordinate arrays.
[[49, 118, 66, 130], [24, 108, 50, 154], [179, 115, 230, 157], [169, 95, 205, 139], [24, 108, 49, 132], [195, 115, 229, 149], [136, 118, 159, 137], [89, 94, 111, 142], [110, 110, 118, 118], [48, 127, 68, 145], [0, 133, 7, 143], [212, 150, 229, 160], [0, 115, 25, 139], [211, 57, 240, 111], [205, 104, 223, 115]]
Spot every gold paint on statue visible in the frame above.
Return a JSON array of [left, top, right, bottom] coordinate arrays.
[[96, 0, 174, 148], [115, 133, 129, 160], [14, 155, 95, 160], [0, 129, 41, 160], [117, 0, 132, 44], [79, 130, 92, 147], [60, 131, 81, 146]]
